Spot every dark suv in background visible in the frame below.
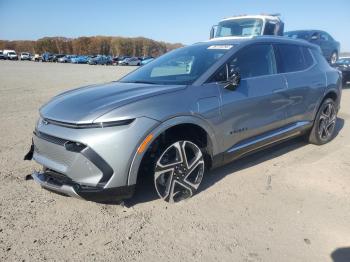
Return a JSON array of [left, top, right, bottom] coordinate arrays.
[[333, 57, 350, 86], [284, 30, 340, 64]]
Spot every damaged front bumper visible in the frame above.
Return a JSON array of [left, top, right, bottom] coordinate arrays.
[[24, 137, 135, 203], [30, 169, 135, 202]]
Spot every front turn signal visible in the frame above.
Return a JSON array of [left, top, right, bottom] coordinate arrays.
[[137, 134, 154, 154]]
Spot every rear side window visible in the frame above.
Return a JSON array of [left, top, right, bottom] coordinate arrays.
[[276, 44, 312, 73], [302, 47, 314, 68], [228, 44, 277, 79]]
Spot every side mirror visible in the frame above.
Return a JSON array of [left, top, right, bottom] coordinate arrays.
[[311, 34, 319, 40], [210, 25, 217, 39], [224, 70, 241, 90]]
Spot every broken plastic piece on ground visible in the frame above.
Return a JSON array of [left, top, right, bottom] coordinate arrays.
[[25, 174, 33, 181]]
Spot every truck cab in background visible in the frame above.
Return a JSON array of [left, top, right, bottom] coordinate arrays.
[[210, 14, 284, 40]]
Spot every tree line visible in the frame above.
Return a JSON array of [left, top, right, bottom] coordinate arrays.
[[0, 36, 183, 57]]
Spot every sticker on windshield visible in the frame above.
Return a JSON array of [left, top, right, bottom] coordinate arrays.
[[207, 45, 233, 50]]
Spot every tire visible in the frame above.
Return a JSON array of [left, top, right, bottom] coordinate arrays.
[[308, 98, 337, 145], [330, 52, 338, 64], [152, 140, 205, 203]]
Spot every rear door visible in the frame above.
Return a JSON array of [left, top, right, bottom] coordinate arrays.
[[319, 33, 333, 59], [275, 44, 326, 124], [214, 43, 289, 152]]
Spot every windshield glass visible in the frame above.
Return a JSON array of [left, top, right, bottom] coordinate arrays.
[[120, 44, 232, 85], [215, 18, 263, 38], [8, 52, 16, 55], [284, 31, 310, 40]]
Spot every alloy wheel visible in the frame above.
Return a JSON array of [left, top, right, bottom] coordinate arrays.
[[154, 141, 205, 203], [318, 102, 336, 141]]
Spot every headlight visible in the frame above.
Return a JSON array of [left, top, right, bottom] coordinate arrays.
[[36, 117, 44, 128]]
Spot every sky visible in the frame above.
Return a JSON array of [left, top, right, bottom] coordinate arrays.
[[0, 0, 349, 51]]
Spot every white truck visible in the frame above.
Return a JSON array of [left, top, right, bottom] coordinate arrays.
[[210, 14, 284, 40], [3, 49, 18, 60]]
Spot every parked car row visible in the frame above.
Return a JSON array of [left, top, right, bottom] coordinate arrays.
[[0, 50, 154, 66]]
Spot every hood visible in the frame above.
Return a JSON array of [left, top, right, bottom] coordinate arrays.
[[40, 82, 186, 124]]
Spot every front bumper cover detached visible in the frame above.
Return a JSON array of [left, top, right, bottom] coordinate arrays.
[[25, 139, 135, 203], [31, 170, 135, 202]]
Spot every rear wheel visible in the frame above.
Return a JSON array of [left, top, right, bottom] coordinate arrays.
[[154, 140, 205, 203], [308, 98, 337, 145]]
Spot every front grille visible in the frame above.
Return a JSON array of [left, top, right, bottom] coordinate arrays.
[[34, 130, 68, 146]]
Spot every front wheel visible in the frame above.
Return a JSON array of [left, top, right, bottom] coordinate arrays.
[[308, 98, 337, 145], [154, 140, 205, 203]]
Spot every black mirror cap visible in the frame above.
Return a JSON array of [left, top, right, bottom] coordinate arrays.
[[209, 25, 218, 39], [210, 27, 214, 39], [224, 71, 241, 90]]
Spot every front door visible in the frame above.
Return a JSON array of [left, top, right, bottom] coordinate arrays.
[[214, 43, 289, 152]]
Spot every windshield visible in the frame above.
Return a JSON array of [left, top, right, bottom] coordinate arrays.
[[8, 52, 16, 55], [120, 44, 232, 85], [284, 31, 310, 40], [215, 18, 263, 38]]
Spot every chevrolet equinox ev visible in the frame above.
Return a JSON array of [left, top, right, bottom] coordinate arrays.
[[25, 36, 342, 203]]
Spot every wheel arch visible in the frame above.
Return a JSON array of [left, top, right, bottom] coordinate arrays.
[[127, 115, 219, 186], [313, 89, 339, 121]]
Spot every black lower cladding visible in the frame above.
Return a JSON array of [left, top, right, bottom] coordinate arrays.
[[42, 170, 135, 202], [76, 184, 136, 202], [222, 122, 313, 165], [32, 130, 114, 186]]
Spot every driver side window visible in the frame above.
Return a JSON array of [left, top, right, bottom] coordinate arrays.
[[210, 44, 277, 82]]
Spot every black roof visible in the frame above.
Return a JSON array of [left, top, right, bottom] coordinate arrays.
[[195, 35, 318, 49]]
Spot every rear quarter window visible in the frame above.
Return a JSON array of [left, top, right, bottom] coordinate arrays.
[[301, 47, 314, 68], [276, 44, 308, 73]]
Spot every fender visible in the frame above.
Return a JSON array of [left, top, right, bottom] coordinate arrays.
[[311, 71, 341, 121], [319, 87, 341, 112], [127, 115, 219, 185]]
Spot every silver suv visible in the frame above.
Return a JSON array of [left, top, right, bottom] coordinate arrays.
[[26, 37, 342, 203]]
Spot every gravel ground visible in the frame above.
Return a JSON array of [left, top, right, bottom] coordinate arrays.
[[0, 60, 350, 262]]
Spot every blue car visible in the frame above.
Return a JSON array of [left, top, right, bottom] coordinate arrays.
[[41, 52, 54, 62], [284, 30, 340, 64], [71, 56, 89, 64], [88, 55, 112, 65]]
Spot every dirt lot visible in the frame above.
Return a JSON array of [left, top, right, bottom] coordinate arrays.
[[0, 60, 350, 262]]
